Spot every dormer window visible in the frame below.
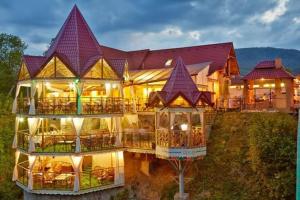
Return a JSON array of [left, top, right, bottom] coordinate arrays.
[[165, 59, 172, 67]]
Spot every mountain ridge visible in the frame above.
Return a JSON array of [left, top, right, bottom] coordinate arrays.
[[235, 47, 300, 75]]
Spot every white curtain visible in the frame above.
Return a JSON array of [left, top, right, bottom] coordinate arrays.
[[130, 85, 137, 113], [115, 117, 122, 146], [187, 113, 191, 131], [112, 117, 117, 132], [170, 112, 175, 128], [28, 118, 40, 153], [72, 118, 84, 153], [12, 84, 21, 113], [105, 83, 111, 97], [71, 156, 83, 192], [200, 112, 204, 131], [12, 117, 20, 148], [105, 118, 112, 133], [29, 81, 37, 115], [28, 155, 36, 190], [114, 151, 124, 185], [156, 112, 160, 129], [37, 82, 42, 98], [12, 150, 20, 181], [75, 82, 84, 114]]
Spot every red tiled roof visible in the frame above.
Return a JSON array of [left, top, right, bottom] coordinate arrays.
[[148, 57, 213, 107], [22, 5, 239, 79], [41, 5, 102, 77], [106, 58, 127, 78], [128, 43, 235, 75], [243, 60, 294, 80], [101, 43, 237, 76], [255, 60, 275, 69], [23, 55, 46, 77]]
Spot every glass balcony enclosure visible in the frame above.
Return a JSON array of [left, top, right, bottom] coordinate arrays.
[[155, 110, 205, 149], [15, 152, 124, 192], [15, 117, 122, 153], [14, 80, 123, 115]]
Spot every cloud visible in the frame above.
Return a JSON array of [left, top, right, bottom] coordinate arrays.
[[293, 17, 300, 24], [0, 0, 300, 54], [254, 0, 289, 24], [188, 31, 201, 40]]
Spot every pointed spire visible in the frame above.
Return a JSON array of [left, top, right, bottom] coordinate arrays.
[[45, 5, 102, 76], [162, 57, 200, 105]]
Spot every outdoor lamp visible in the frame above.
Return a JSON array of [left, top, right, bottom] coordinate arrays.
[[181, 123, 188, 131]]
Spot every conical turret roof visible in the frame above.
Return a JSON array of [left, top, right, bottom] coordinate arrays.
[[45, 5, 103, 76], [148, 57, 213, 107]]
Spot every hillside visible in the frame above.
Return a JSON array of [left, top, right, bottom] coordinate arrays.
[[236, 47, 300, 75], [187, 112, 296, 200]]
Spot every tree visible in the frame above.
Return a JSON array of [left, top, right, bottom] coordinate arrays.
[[0, 33, 27, 94]]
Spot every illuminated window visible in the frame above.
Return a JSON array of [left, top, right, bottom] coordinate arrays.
[[18, 63, 30, 80], [165, 59, 172, 67], [36, 57, 74, 78]]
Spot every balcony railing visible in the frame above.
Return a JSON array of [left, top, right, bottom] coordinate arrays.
[[124, 98, 154, 113], [17, 162, 29, 186], [156, 128, 205, 148], [16, 97, 124, 115], [81, 97, 123, 115], [122, 129, 155, 150], [17, 161, 116, 191], [80, 167, 114, 190], [17, 130, 119, 153], [17, 130, 30, 151], [16, 98, 30, 114], [80, 132, 118, 152], [216, 97, 293, 112]]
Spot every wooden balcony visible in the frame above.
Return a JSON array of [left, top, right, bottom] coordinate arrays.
[[155, 128, 206, 158], [17, 130, 119, 153], [17, 161, 115, 192], [156, 128, 205, 149]]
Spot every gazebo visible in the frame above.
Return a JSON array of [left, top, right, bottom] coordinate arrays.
[[148, 57, 213, 200], [243, 58, 295, 112]]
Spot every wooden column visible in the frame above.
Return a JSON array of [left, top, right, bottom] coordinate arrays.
[[274, 79, 281, 109], [284, 79, 294, 111]]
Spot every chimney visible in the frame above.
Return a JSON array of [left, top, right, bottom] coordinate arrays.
[[275, 58, 282, 69]]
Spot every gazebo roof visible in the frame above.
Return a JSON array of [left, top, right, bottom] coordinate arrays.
[[243, 59, 294, 80], [148, 57, 213, 107]]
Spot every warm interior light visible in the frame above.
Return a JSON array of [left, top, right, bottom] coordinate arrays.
[[263, 84, 270, 88], [69, 82, 75, 89], [45, 82, 51, 88], [105, 83, 111, 90], [52, 92, 59, 97], [180, 124, 188, 131], [91, 91, 98, 97], [143, 88, 152, 97], [112, 84, 117, 89], [261, 78, 264, 81], [253, 85, 259, 88], [19, 117, 24, 122], [280, 83, 285, 87], [271, 84, 275, 87]]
